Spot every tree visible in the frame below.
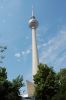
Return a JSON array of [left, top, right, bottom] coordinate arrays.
[[0, 67, 24, 100], [33, 64, 59, 100], [0, 67, 7, 81], [0, 46, 7, 64], [52, 68, 66, 100]]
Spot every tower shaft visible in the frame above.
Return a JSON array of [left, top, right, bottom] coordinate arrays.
[[29, 9, 39, 78], [32, 28, 39, 76]]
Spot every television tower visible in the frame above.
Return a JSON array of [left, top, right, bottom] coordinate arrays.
[[28, 8, 39, 77]]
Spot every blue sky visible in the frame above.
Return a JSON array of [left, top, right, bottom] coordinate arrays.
[[0, 0, 66, 89]]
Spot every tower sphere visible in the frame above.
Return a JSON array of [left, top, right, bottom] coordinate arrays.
[[29, 16, 39, 29]]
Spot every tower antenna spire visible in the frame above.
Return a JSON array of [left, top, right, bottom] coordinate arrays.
[[32, 5, 34, 16]]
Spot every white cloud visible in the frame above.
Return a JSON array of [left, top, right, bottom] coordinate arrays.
[[26, 49, 31, 54], [15, 53, 21, 58], [21, 48, 31, 56], [40, 27, 66, 69], [54, 52, 66, 67], [15, 48, 31, 60], [21, 51, 25, 55]]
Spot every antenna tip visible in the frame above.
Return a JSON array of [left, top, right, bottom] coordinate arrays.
[[32, 5, 34, 16]]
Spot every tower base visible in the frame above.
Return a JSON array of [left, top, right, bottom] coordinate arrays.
[[26, 80, 35, 97]]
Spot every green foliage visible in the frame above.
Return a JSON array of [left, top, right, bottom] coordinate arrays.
[[34, 64, 59, 100], [12, 75, 24, 89], [34, 65, 66, 100], [52, 68, 66, 100], [0, 67, 7, 81], [0, 67, 24, 100]]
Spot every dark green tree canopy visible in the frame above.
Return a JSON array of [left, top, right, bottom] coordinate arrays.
[[52, 68, 66, 100], [34, 64, 60, 100], [0, 67, 7, 81], [0, 67, 24, 100]]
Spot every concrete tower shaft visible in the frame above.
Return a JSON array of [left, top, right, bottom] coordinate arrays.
[[32, 28, 39, 76], [29, 9, 39, 76]]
